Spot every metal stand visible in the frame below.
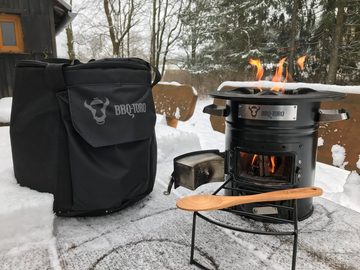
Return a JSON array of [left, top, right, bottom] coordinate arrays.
[[189, 178, 299, 270]]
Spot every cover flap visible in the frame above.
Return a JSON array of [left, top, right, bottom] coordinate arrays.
[[67, 83, 156, 147]]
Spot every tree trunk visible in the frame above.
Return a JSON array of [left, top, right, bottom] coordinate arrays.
[[104, 0, 119, 56], [66, 0, 75, 60], [327, 0, 345, 84], [191, 29, 197, 66], [66, 25, 76, 60], [288, 0, 299, 76], [127, 30, 130, 57], [150, 0, 157, 66]]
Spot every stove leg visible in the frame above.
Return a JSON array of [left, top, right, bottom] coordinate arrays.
[[292, 200, 299, 270], [292, 232, 298, 270], [190, 212, 197, 264]]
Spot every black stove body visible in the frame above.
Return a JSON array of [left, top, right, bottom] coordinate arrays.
[[205, 88, 349, 221]]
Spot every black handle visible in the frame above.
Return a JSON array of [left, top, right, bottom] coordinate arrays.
[[318, 109, 350, 122], [151, 66, 162, 87], [203, 104, 230, 117]]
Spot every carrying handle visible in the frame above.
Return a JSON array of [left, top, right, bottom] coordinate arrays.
[[151, 65, 162, 87], [203, 104, 230, 117], [318, 109, 350, 123]]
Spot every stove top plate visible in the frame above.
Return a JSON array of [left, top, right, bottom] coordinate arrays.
[[209, 88, 346, 103]]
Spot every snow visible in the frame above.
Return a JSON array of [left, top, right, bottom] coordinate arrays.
[[317, 137, 324, 147], [218, 81, 360, 94], [157, 81, 199, 95], [158, 81, 181, 86], [331, 144, 347, 168], [325, 171, 360, 213], [0, 127, 55, 252], [155, 119, 201, 163], [174, 107, 180, 119], [0, 97, 12, 123], [314, 162, 349, 193], [177, 99, 225, 151], [357, 155, 360, 170]]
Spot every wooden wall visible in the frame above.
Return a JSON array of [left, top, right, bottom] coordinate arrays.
[[0, 0, 56, 98]]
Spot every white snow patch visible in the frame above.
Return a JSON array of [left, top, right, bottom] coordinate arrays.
[[177, 99, 225, 151], [0, 127, 54, 252], [331, 144, 347, 168], [174, 107, 181, 119], [356, 155, 360, 170], [0, 97, 12, 123], [159, 112, 167, 125], [158, 81, 181, 86], [315, 162, 349, 193], [155, 121, 201, 163], [325, 171, 360, 213], [318, 137, 324, 147], [217, 81, 360, 94]]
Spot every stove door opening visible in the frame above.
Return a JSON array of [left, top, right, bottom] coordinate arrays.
[[237, 150, 295, 185]]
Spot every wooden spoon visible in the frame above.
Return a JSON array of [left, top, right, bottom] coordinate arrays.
[[176, 187, 323, 212]]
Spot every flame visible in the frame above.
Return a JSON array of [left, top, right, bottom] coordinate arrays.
[[251, 154, 258, 166], [297, 55, 306, 70], [247, 55, 310, 92], [249, 58, 264, 81], [271, 57, 288, 92], [269, 156, 276, 174], [250, 154, 277, 174]]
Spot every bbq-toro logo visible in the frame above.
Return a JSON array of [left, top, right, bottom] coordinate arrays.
[[239, 104, 297, 121], [84, 97, 147, 124], [114, 103, 146, 118], [261, 110, 285, 119], [84, 97, 110, 125], [248, 105, 260, 117]]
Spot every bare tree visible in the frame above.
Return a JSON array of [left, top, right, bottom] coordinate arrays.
[[150, 0, 185, 74], [103, 0, 142, 57], [287, 0, 300, 76], [327, 0, 346, 84], [66, 0, 76, 59]]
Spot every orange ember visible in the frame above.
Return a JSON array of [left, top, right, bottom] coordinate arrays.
[[297, 55, 306, 70], [249, 58, 264, 81], [269, 156, 276, 174]]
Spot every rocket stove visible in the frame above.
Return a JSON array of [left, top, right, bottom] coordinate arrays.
[[168, 87, 349, 222]]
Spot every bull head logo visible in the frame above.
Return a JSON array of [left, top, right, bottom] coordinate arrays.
[[249, 105, 260, 117], [84, 97, 110, 125]]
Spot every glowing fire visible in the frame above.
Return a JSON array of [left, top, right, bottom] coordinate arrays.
[[251, 154, 277, 174], [249, 55, 308, 92], [269, 156, 276, 174], [249, 59, 264, 81], [271, 57, 288, 92], [297, 55, 306, 70], [251, 154, 258, 166]]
